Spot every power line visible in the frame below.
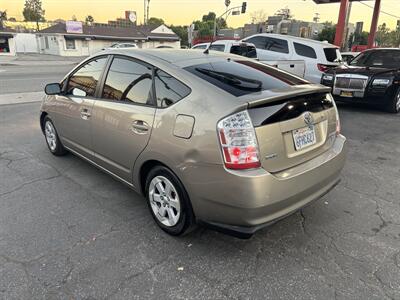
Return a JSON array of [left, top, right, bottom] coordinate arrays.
[[358, 1, 400, 20]]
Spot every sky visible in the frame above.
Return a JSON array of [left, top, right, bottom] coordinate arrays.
[[2, 0, 399, 30]]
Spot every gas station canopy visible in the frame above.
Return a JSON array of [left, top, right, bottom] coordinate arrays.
[[312, 0, 381, 49], [313, 0, 368, 3]]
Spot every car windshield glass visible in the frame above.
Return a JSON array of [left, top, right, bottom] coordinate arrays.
[[184, 60, 308, 97], [349, 50, 400, 68]]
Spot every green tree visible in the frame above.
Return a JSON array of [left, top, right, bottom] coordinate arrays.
[[389, 30, 400, 48], [170, 25, 188, 46], [85, 15, 94, 25], [71, 15, 77, 21], [22, 0, 45, 31], [0, 11, 7, 29], [147, 17, 164, 27], [375, 23, 391, 46], [318, 22, 336, 44], [202, 12, 216, 22], [348, 31, 369, 48]]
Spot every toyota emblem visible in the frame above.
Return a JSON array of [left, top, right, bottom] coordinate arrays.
[[303, 112, 314, 126]]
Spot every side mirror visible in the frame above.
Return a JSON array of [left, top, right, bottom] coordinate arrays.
[[45, 83, 61, 95]]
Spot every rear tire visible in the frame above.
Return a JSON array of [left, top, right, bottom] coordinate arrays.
[[43, 116, 68, 156], [145, 166, 195, 236], [385, 87, 400, 113]]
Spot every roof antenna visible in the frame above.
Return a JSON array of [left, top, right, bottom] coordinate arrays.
[[204, 15, 218, 54]]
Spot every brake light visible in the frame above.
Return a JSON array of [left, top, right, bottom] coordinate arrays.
[[317, 64, 329, 72], [333, 98, 341, 136], [217, 111, 261, 170]]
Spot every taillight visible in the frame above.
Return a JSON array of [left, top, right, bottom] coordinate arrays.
[[317, 64, 329, 72], [332, 97, 341, 136], [327, 93, 340, 136], [217, 111, 261, 170], [336, 118, 341, 136]]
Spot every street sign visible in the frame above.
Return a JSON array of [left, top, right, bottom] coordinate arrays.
[[66, 21, 83, 34]]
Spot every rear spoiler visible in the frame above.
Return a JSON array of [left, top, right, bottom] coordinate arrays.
[[246, 85, 332, 108]]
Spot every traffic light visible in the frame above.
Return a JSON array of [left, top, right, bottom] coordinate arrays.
[[241, 2, 247, 14]]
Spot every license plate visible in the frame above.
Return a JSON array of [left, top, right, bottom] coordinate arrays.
[[340, 91, 353, 97], [292, 126, 316, 151]]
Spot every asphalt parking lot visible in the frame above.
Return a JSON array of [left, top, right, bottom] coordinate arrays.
[[0, 99, 399, 299]]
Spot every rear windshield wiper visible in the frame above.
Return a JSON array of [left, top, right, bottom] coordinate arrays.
[[195, 68, 262, 91]]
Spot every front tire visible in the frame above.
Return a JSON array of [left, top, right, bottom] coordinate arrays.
[[145, 166, 195, 236], [386, 87, 400, 113], [43, 116, 67, 156]]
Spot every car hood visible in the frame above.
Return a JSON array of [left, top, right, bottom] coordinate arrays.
[[328, 65, 398, 77]]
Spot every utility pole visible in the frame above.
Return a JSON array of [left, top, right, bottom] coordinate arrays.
[[147, 0, 150, 24], [143, 0, 146, 24]]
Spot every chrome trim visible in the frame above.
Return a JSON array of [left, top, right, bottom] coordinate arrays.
[[332, 74, 368, 97]]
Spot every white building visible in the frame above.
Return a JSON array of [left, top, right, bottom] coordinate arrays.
[[37, 22, 181, 57]]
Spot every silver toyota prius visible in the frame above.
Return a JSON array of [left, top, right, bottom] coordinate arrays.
[[40, 49, 346, 238]]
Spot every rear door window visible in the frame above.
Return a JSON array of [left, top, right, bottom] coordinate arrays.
[[154, 69, 191, 107], [324, 48, 341, 62], [184, 60, 308, 97], [294, 42, 317, 59]]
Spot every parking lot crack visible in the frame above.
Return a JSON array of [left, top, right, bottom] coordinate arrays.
[[0, 173, 62, 198]]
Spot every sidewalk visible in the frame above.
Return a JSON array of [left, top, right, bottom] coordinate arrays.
[[0, 53, 85, 66], [0, 91, 44, 106]]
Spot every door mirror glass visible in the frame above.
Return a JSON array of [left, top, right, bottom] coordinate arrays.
[[45, 83, 61, 95], [72, 87, 87, 97]]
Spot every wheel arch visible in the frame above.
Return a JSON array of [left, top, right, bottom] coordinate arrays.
[[40, 111, 48, 134], [138, 159, 170, 196]]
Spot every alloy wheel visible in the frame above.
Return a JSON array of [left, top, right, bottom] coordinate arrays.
[[148, 176, 181, 227], [45, 121, 57, 151], [396, 90, 400, 112]]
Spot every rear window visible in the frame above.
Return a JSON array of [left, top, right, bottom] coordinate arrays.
[[324, 48, 341, 62], [184, 60, 308, 97], [294, 42, 317, 59], [230, 45, 257, 58]]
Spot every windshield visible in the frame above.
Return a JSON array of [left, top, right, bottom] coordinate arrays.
[[184, 60, 308, 97], [350, 50, 400, 68]]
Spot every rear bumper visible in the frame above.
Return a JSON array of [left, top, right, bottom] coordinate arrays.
[[199, 179, 340, 239], [185, 135, 347, 237]]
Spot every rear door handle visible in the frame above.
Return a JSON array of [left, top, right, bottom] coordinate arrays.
[[80, 108, 91, 120], [131, 120, 149, 134]]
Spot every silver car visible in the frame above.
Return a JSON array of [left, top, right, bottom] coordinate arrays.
[[40, 49, 346, 238]]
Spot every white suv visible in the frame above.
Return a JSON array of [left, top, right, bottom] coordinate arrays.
[[192, 40, 257, 59], [243, 34, 342, 83]]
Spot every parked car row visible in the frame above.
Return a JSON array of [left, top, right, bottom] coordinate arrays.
[[193, 35, 400, 114]]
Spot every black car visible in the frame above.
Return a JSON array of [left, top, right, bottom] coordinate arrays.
[[321, 48, 400, 113]]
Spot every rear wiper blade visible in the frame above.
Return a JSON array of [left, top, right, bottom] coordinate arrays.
[[195, 68, 262, 91]]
